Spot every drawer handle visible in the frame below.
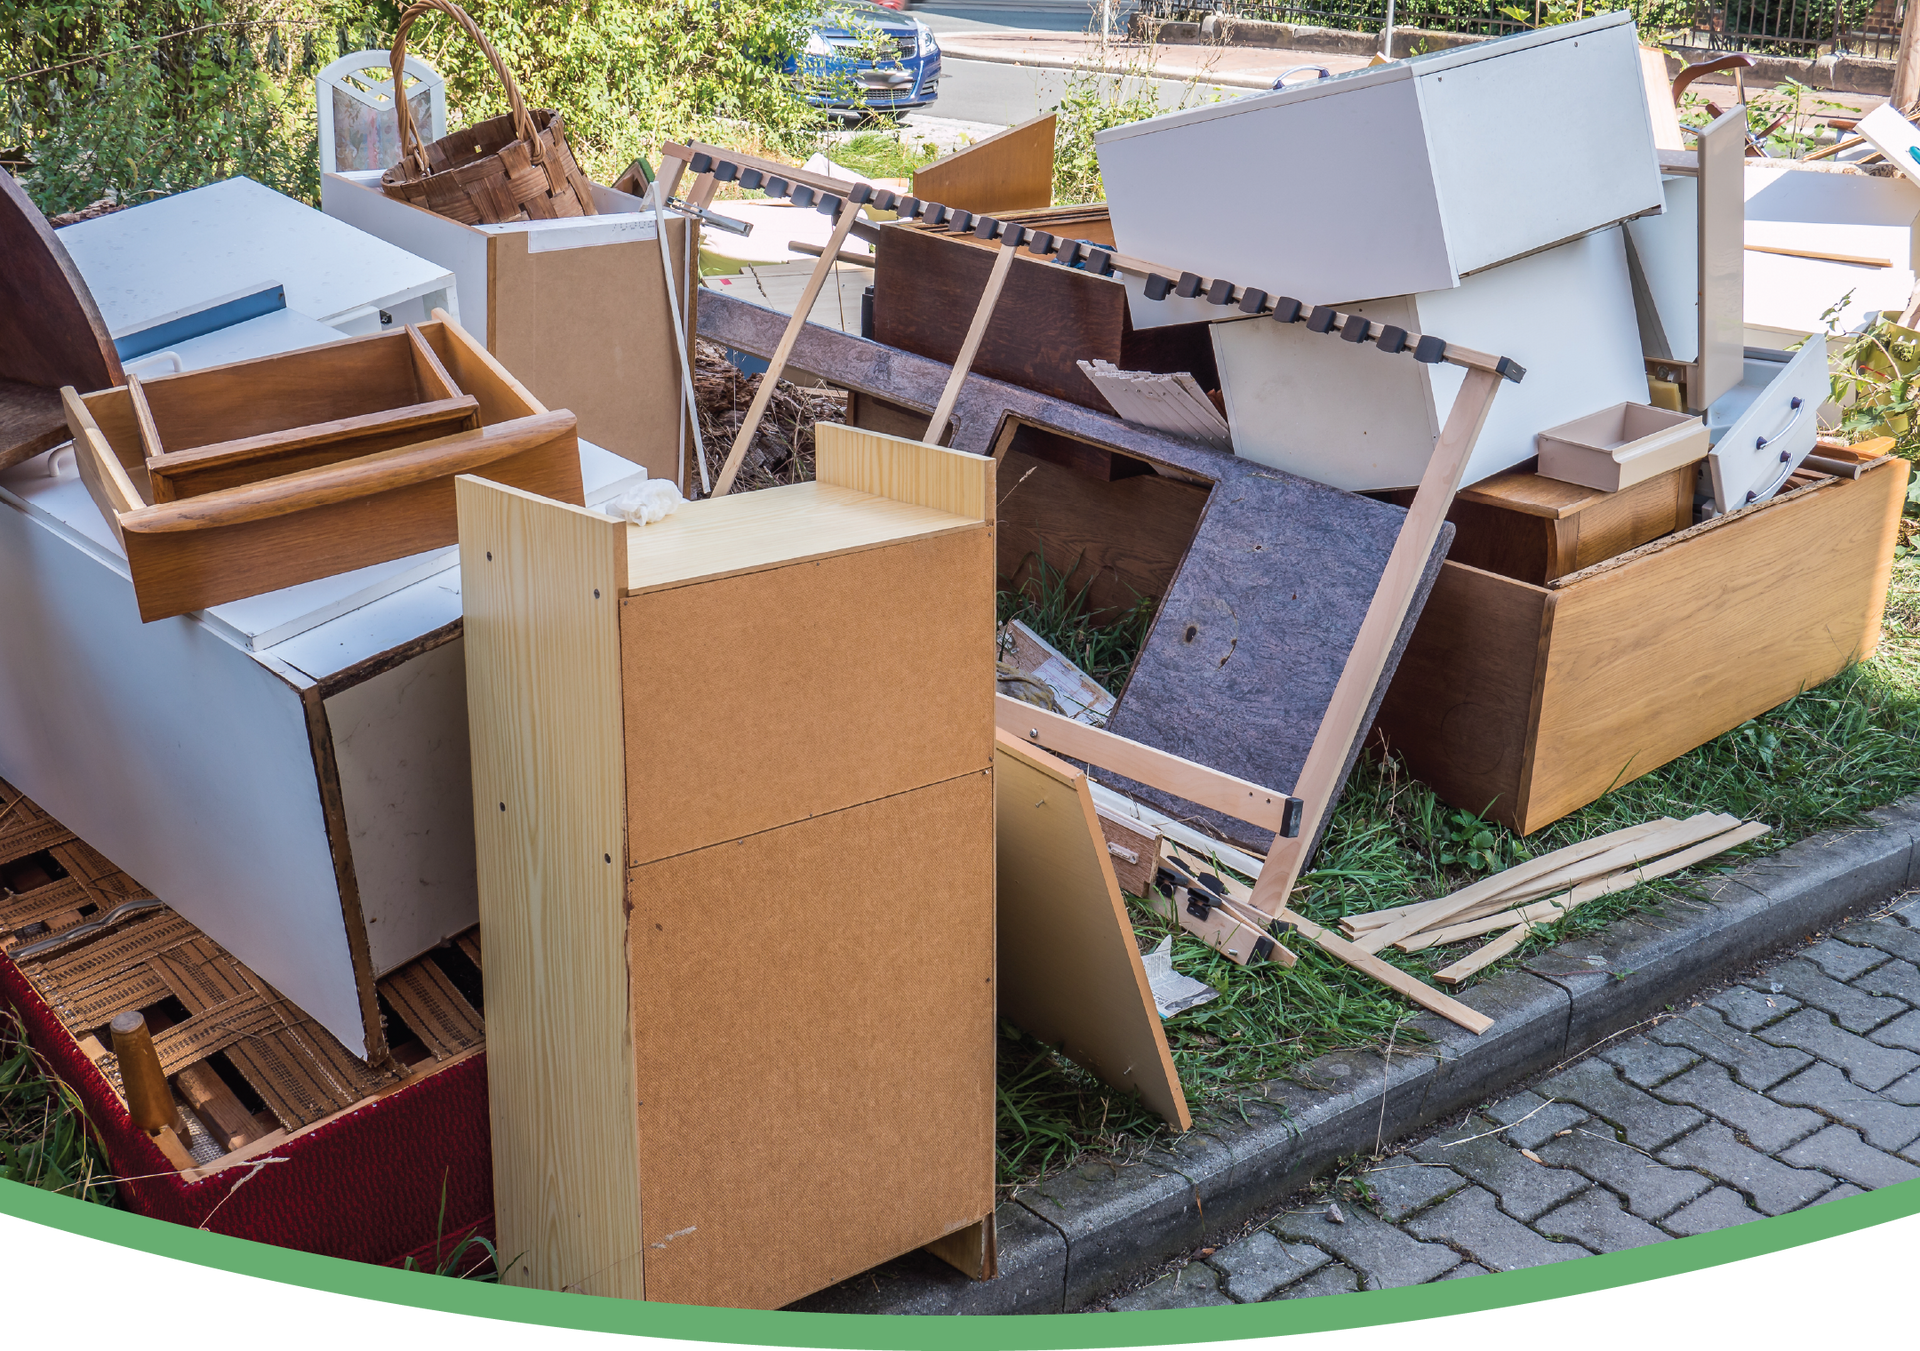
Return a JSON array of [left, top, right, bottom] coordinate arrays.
[[1745, 397, 1806, 504]]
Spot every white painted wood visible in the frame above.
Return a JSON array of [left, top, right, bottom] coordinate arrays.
[[1626, 176, 1700, 360], [1078, 360, 1231, 448], [163, 309, 350, 371], [1858, 102, 1920, 194], [1743, 159, 1920, 271], [325, 636, 477, 976], [1742, 249, 1914, 345], [1213, 227, 1649, 490], [1098, 14, 1660, 327], [60, 177, 457, 337], [0, 487, 368, 1054], [1704, 341, 1831, 512], [316, 51, 445, 176]]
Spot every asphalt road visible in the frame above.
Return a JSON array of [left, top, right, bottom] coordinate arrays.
[[925, 55, 1242, 126]]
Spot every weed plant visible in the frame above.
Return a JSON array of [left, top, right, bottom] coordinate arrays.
[[0, 1009, 116, 1206]]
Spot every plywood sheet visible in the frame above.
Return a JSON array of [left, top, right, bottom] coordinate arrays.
[[456, 476, 642, 1300], [1527, 461, 1906, 828], [620, 526, 993, 865], [995, 733, 1188, 1128], [627, 774, 995, 1309]]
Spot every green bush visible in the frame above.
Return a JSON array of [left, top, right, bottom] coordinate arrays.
[[3, 0, 833, 215]]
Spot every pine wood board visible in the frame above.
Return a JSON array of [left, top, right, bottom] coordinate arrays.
[[995, 732, 1189, 1129], [456, 475, 643, 1300], [1434, 923, 1530, 985], [627, 774, 996, 1309], [816, 421, 992, 520], [621, 479, 981, 596]]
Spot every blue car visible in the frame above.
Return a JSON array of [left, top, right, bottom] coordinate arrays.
[[794, 2, 942, 114]]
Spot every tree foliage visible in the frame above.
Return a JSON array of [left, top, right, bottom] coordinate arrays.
[[2, 0, 831, 215]]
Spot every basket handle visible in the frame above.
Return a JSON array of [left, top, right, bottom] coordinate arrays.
[[389, 0, 540, 175]]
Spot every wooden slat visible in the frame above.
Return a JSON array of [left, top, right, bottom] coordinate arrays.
[[457, 474, 643, 1300], [145, 396, 482, 500], [1249, 367, 1504, 917], [1402, 821, 1773, 949], [1272, 906, 1494, 1035], [998, 695, 1295, 836], [925, 241, 1019, 446], [995, 732, 1190, 1129], [815, 422, 992, 521], [1352, 818, 1677, 953], [1434, 923, 1531, 986]]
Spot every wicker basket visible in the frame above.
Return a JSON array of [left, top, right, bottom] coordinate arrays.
[[379, 0, 597, 225]]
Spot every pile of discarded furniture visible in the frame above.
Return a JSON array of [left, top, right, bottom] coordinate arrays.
[[0, 7, 1909, 1311]]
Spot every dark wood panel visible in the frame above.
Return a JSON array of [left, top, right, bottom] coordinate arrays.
[[1371, 561, 1553, 831], [874, 223, 1216, 410], [0, 170, 120, 461], [996, 449, 1209, 625]]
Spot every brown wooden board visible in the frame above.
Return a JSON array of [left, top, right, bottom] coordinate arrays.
[[0, 169, 120, 468], [120, 418, 583, 622], [873, 220, 1217, 411], [1376, 461, 1907, 833], [627, 773, 995, 1309], [1441, 463, 1694, 586], [995, 421, 1207, 624], [995, 733, 1189, 1129], [911, 112, 1055, 216]]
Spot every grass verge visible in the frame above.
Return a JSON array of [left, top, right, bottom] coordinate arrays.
[[0, 1008, 116, 1206], [994, 546, 1920, 1187]]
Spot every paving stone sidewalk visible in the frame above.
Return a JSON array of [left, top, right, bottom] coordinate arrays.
[[1097, 892, 1920, 1310]]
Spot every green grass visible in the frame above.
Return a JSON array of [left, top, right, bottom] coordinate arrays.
[[822, 130, 942, 182], [0, 1008, 116, 1206], [997, 551, 1157, 696], [992, 544, 1920, 1186]]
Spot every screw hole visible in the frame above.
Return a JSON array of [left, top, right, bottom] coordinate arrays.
[[486, 551, 492, 561], [499, 803, 506, 812]]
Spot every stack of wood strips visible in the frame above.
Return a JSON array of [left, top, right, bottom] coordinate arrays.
[[1076, 359, 1232, 450], [1339, 813, 1771, 986], [0, 777, 484, 1174]]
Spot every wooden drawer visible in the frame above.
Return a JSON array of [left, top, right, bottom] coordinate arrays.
[[1439, 463, 1695, 587], [1374, 459, 1907, 834]]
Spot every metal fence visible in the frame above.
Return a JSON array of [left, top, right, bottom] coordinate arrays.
[[1134, 0, 1909, 58]]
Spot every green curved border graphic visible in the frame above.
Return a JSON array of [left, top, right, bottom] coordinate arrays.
[[4, 1177, 1917, 1346]]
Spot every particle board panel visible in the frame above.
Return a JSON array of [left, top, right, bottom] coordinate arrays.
[[1104, 477, 1453, 857], [911, 112, 1055, 216], [994, 733, 1188, 1129], [456, 475, 642, 1300], [626, 773, 995, 1309], [1370, 562, 1553, 826], [620, 525, 994, 866], [1525, 460, 1905, 829]]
